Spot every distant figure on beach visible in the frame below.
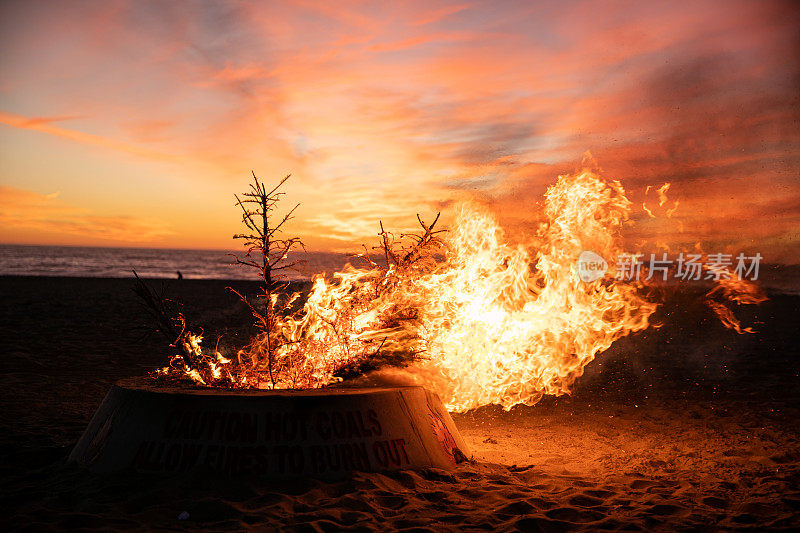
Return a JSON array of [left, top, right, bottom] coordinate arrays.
[[176, 271, 183, 280]]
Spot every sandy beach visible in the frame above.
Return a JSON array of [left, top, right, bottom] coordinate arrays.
[[1, 275, 799, 531]]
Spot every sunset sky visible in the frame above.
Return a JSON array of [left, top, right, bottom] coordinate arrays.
[[1, 0, 798, 261]]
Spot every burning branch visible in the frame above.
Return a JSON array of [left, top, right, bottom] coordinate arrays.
[[320, 213, 446, 378], [132, 270, 234, 385], [370, 213, 445, 271], [228, 172, 305, 388], [400, 213, 446, 266], [132, 270, 195, 363]]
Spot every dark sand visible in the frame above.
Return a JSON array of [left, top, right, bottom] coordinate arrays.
[[1, 275, 799, 531]]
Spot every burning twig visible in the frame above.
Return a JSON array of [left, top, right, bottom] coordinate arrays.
[[400, 213, 446, 266], [371, 213, 445, 270]]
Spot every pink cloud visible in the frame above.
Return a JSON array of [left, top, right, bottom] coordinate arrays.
[[0, 0, 797, 259]]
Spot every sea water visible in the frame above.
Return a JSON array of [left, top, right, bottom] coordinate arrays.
[[0, 244, 353, 281]]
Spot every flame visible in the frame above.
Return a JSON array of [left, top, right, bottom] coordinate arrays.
[[643, 185, 656, 218], [393, 170, 657, 411], [705, 274, 768, 334], [643, 182, 678, 218], [155, 332, 240, 387], [272, 169, 657, 411], [152, 167, 765, 411], [635, 182, 764, 335], [656, 183, 670, 207]]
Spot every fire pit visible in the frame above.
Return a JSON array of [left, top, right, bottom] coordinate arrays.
[[69, 377, 471, 479]]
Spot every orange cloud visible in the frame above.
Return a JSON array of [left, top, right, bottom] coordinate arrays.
[[0, 111, 180, 163], [0, 186, 174, 244]]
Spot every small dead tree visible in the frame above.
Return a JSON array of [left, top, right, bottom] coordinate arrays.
[[228, 172, 304, 388]]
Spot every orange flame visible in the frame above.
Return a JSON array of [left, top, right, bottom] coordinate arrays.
[[643, 182, 679, 219], [274, 169, 658, 410], [154, 168, 765, 411], [705, 275, 768, 334], [387, 170, 657, 411]]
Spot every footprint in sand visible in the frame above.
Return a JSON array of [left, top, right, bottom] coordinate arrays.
[[545, 506, 606, 523], [702, 496, 729, 509], [568, 494, 605, 508]]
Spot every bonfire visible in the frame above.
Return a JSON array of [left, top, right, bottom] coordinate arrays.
[[138, 166, 765, 412]]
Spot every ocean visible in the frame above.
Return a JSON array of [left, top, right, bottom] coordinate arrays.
[[2, 244, 798, 294], [0, 244, 353, 281]]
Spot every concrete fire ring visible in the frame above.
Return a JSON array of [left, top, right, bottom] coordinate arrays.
[[69, 377, 472, 479]]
